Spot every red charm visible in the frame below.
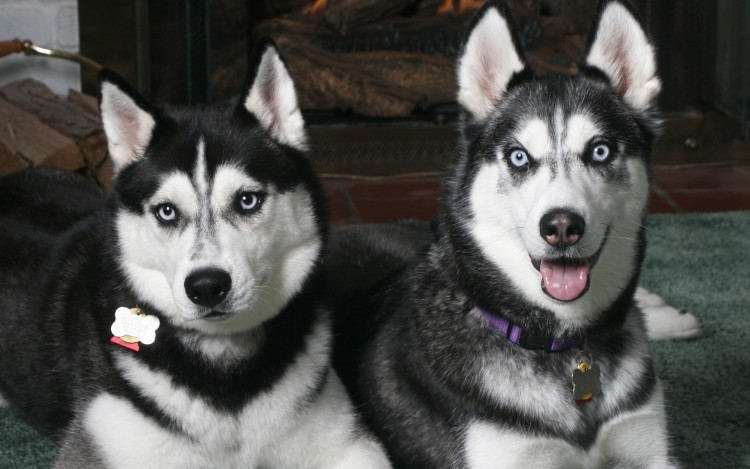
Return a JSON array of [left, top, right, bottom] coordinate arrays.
[[111, 336, 140, 352]]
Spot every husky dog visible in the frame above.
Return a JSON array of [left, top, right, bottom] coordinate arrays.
[[0, 40, 389, 468], [331, 1, 682, 467]]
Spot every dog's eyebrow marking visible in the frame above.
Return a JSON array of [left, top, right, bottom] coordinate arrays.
[[152, 172, 198, 233], [516, 118, 551, 159], [566, 113, 601, 155], [211, 165, 264, 211]]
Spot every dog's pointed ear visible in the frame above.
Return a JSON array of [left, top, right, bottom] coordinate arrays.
[[457, 0, 527, 121], [584, 0, 661, 111], [240, 39, 307, 151], [99, 69, 157, 173]]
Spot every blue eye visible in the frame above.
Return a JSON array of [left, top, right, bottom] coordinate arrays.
[[155, 203, 177, 223], [591, 143, 611, 163], [236, 192, 264, 214], [508, 149, 530, 168]]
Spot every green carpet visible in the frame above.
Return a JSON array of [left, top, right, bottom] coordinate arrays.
[[0, 211, 747, 468], [640, 211, 750, 468]]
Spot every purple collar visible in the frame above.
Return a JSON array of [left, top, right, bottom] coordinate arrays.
[[477, 306, 585, 353]]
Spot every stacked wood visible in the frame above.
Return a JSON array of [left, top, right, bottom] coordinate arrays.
[[281, 39, 455, 116], [322, 0, 420, 34], [68, 89, 100, 116], [263, 0, 312, 15], [252, 0, 592, 117], [0, 95, 82, 175], [539, 0, 597, 36], [0, 79, 112, 186], [209, 0, 249, 102]]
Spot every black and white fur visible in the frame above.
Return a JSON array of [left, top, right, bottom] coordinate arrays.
[[0, 40, 388, 468], [331, 1, 682, 467]]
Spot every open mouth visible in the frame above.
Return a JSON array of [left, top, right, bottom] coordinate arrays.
[[531, 236, 606, 302], [532, 257, 592, 302]]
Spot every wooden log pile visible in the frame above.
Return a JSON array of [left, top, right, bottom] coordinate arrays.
[[251, 0, 595, 117], [0, 79, 112, 186]]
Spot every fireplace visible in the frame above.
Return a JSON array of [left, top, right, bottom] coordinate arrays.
[[247, 0, 594, 119], [78, 0, 747, 173]]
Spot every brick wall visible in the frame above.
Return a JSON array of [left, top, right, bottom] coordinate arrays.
[[0, 0, 80, 95]]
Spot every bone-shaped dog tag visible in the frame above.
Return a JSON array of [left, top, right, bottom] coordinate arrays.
[[110, 307, 160, 352], [572, 361, 601, 404]]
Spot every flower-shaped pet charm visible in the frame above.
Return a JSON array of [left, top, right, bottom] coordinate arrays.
[[110, 307, 160, 352]]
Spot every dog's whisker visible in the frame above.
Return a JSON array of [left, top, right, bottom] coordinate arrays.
[[602, 224, 638, 242], [605, 234, 638, 242], [500, 223, 526, 237]]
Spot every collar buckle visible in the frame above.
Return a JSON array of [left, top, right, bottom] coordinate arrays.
[[519, 333, 550, 351]]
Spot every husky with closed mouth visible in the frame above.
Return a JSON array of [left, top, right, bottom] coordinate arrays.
[[331, 1, 681, 467], [0, 40, 389, 468]]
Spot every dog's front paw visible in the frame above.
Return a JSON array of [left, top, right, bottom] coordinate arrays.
[[636, 287, 702, 341]]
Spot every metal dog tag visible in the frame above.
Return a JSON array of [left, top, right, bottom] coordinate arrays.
[[572, 361, 601, 404]]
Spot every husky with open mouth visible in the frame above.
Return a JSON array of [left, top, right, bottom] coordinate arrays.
[[330, 1, 683, 467], [0, 40, 388, 468]]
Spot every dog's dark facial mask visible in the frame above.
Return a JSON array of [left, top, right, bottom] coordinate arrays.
[[447, 0, 660, 327], [98, 41, 326, 335]]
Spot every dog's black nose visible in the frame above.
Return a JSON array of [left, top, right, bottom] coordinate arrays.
[[540, 211, 585, 248], [184, 268, 232, 308]]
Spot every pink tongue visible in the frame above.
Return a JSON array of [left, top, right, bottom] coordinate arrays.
[[540, 259, 590, 301]]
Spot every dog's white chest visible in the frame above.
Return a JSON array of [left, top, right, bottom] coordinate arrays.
[[83, 356, 309, 467], [80, 343, 377, 468], [462, 384, 673, 469]]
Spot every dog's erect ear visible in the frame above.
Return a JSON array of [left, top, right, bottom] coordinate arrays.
[[99, 69, 157, 173], [240, 39, 307, 151], [584, 0, 661, 111], [457, 0, 527, 121]]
